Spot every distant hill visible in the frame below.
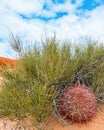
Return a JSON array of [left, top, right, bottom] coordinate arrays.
[[0, 57, 17, 71]]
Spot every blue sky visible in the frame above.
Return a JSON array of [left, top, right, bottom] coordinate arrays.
[[0, 0, 104, 58]]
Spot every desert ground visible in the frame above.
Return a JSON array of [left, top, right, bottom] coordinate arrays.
[[0, 109, 103, 130]]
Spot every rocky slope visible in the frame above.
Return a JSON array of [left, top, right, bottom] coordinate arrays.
[[0, 57, 17, 71], [0, 56, 17, 80]]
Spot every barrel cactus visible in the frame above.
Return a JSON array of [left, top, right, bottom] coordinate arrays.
[[58, 85, 97, 122]]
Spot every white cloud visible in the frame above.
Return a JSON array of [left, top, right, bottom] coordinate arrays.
[[80, 5, 104, 39], [0, 0, 104, 58], [1, 0, 44, 16]]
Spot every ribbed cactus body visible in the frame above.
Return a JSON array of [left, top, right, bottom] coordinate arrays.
[[59, 85, 97, 122]]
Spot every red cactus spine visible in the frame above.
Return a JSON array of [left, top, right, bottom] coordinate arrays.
[[59, 85, 97, 122]]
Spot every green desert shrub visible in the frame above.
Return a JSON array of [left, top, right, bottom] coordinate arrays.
[[0, 35, 103, 123], [0, 68, 57, 122]]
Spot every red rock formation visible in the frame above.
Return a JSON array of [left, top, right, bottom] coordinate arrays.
[[0, 57, 17, 71]]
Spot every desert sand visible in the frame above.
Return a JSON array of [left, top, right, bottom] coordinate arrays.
[[0, 109, 103, 130], [45, 108, 104, 130]]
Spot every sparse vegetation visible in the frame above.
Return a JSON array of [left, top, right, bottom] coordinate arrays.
[[0, 35, 103, 125]]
